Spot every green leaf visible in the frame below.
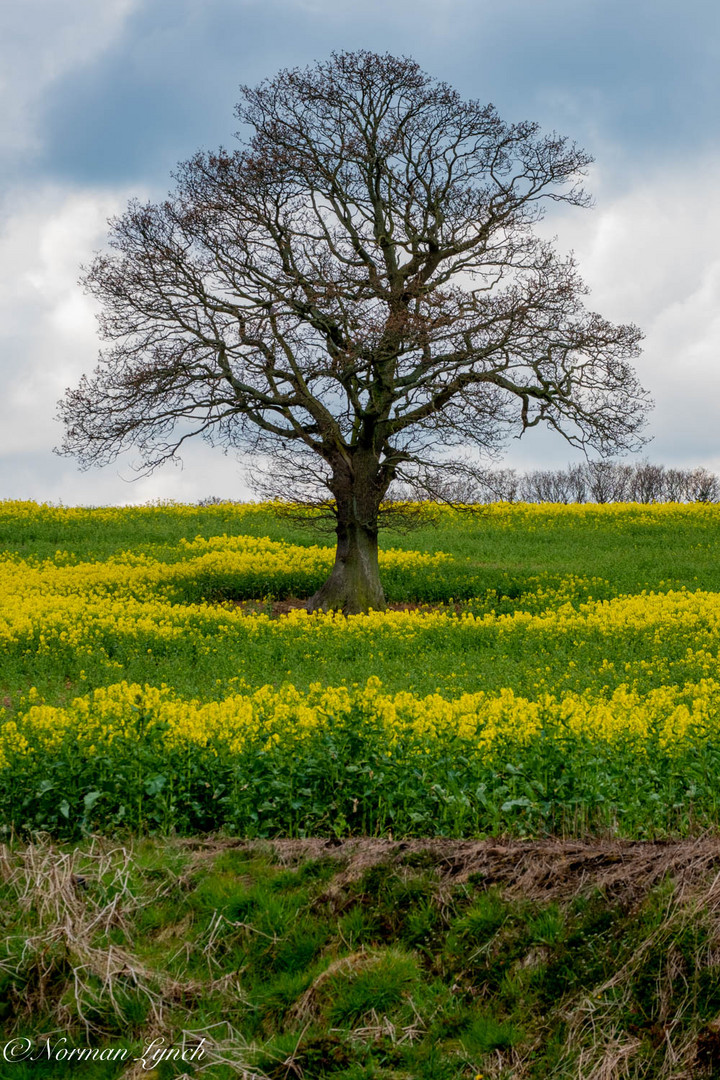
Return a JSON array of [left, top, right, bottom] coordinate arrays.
[[83, 790, 102, 811]]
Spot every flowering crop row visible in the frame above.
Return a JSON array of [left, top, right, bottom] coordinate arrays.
[[3, 675, 720, 838], [6, 674, 719, 764]]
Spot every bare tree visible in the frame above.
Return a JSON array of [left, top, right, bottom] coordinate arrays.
[[479, 468, 522, 503], [57, 50, 649, 612], [630, 460, 666, 503], [566, 463, 588, 502], [584, 461, 633, 503], [395, 461, 521, 504], [687, 467, 720, 503], [521, 468, 574, 503], [664, 468, 689, 502]]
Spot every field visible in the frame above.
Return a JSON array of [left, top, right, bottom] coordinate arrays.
[[3, 499, 720, 1078], [3, 499, 720, 839]]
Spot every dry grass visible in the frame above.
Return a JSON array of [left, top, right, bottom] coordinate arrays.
[[259, 834, 720, 904], [0, 839, 265, 1078]]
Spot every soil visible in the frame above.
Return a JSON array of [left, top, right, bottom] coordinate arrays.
[[227, 597, 464, 616], [176, 835, 720, 906]]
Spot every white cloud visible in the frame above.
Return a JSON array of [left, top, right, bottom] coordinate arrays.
[[0, 185, 126, 455], [0, 182, 253, 504], [0, 0, 139, 158], [0, 448, 253, 506], [560, 164, 720, 327], [505, 158, 720, 471]]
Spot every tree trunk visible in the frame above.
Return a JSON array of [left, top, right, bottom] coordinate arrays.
[[307, 517, 386, 614], [307, 450, 389, 614]]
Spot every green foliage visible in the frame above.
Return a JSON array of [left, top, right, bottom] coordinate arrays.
[[462, 1013, 523, 1053], [454, 888, 508, 943], [7, 698, 720, 840]]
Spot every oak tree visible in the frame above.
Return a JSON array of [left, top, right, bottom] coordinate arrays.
[[58, 50, 649, 612]]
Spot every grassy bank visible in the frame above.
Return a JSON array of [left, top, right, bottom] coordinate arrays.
[[2, 836, 720, 1079]]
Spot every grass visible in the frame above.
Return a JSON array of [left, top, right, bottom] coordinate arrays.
[[1, 499, 717, 588], [2, 836, 720, 1079], [2, 500, 720, 708]]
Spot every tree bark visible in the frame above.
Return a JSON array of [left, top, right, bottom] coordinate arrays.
[[308, 517, 386, 614], [307, 453, 388, 614]]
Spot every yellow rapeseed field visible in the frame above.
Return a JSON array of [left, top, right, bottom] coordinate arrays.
[[2, 499, 720, 836]]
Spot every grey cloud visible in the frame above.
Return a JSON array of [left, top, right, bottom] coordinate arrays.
[[27, 0, 720, 192]]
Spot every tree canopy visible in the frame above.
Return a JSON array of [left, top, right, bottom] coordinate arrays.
[[58, 50, 649, 612]]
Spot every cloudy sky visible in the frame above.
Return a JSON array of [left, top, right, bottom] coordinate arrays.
[[1, 0, 719, 504]]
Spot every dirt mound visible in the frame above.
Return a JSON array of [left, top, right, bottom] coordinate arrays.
[[6, 835, 720, 1078]]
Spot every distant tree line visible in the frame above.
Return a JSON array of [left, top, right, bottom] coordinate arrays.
[[198, 460, 719, 508], [401, 461, 720, 504]]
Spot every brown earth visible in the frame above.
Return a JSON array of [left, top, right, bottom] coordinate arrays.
[[228, 597, 464, 616]]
